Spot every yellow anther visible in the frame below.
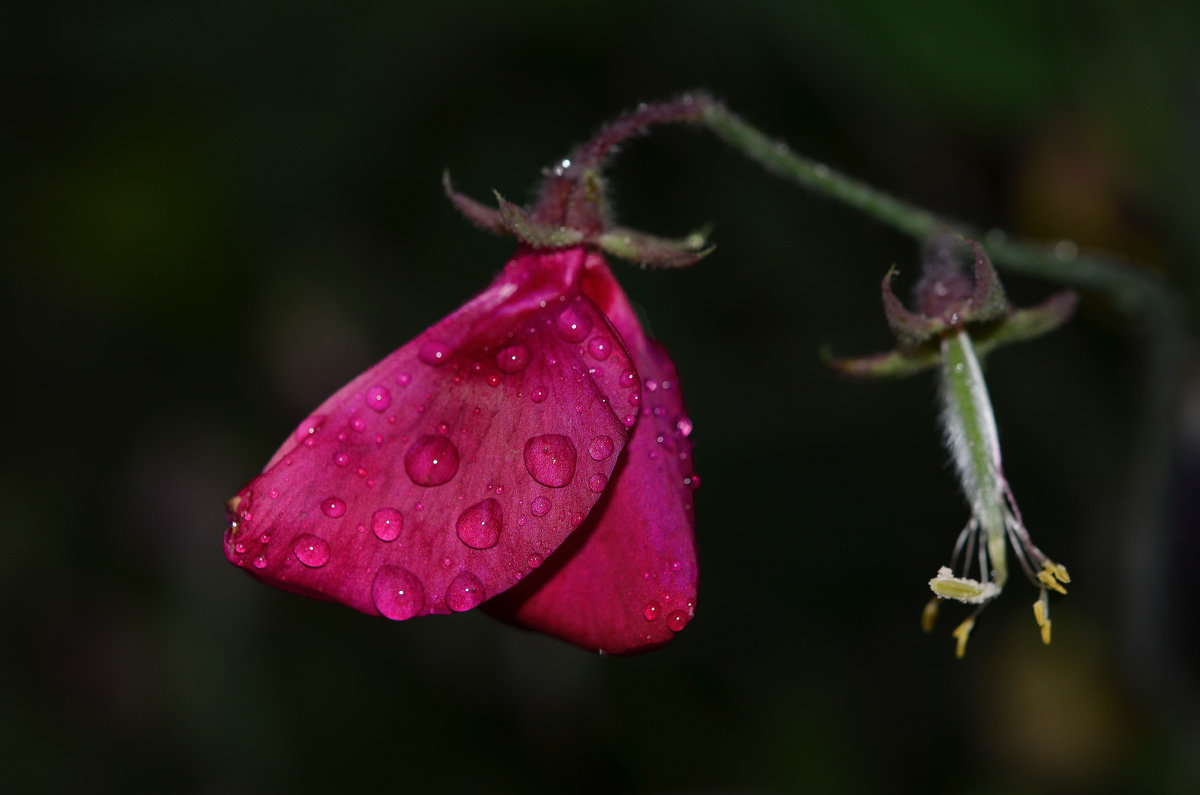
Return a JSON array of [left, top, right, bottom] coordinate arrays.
[[1037, 561, 1069, 595], [952, 618, 975, 659], [930, 566, 1001, 604], [1033, 596, 1052, 645], [922, 598, 940, 633]]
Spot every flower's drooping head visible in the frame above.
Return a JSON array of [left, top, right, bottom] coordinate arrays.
[[224, 97, 717, 654]]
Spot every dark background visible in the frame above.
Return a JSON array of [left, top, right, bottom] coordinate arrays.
[[5, 1, 1200, 792]]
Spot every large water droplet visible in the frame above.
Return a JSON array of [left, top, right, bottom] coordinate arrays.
[[366, 385, 392, 411], [554, 304, 592, 342], [404, 435, 461, 486], [294, 534, 330, 567], [530, 495, 552, 517], [372, 565, 426, 620], [445, 571, 486, 612], [456, 498, 503, 550], [588, 435, 614, 461], [418, 341, 452, 366], [523, 434, 577, 488], [321, 496, 347, 517], [372, 507, 404, 541], [496, 343, 530, 374]]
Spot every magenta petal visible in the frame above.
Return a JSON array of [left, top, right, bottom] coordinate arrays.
[[485, 257, 699, 654], [224, 246, 643, 620]]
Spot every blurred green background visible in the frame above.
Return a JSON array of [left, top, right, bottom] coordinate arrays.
[[5, 1, 1200, 792]]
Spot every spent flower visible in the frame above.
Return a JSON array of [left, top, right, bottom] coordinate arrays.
[[830, 235, 1076, 657]]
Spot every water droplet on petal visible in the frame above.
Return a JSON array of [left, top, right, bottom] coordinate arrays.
[[332, 452, 349, 467], [527, 553, 543, 568], [365, 385, 392, 411], [531, 387, 547, 404], [293, 534, 330, 567], [252, 554, 268, 569], [321, 496, 347, 517], [268, 488, 280, 499], [372, 507, 404, 541], [418, 341, 452, 366], [445, 571, 486, 612], [372, 565, 426, 620], [675, 416, 693, 437], [587, 473, 608, 493], [643, 602, 661, 621], [455, 498, 503, 550], [295, 414, 325, 444], [587, 337, 611, 360], [496, 344, 530, 373], [530, 495, 552, 516], [396, 372, 411, 386], [667, 610, 690, 632], [620, 370, 637, 388], [523, 434, 577, 487], [404, 435, 461, 486], [588, 435, 614, 461], [554, 304, 592, 342]]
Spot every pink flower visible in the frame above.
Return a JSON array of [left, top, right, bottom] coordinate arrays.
[[224, 99, 710, 654]]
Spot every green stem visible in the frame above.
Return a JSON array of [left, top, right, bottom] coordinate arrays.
[[699, 101, 1183, 324]]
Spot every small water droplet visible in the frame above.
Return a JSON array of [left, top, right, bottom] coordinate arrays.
[[587, 473, 608, 493], [666, 610, 690, 632], [530, 496, 552, 516], [524, 434, 577, 487], [259, 532, 271, 544], [268, 488, 280, 499], [445, 571, 486, 612], [619, 370, 637, 388], [418, 341, 452, 366], [321, 496, 347, 518], [531, 387, 548, 404], [456, 498, 503, 550], [404, 435, 461, 486], [372, 507, 404, 541], [622, 414, 636, 428], [294, 534, 330, 567], [252, 554, 268, 569], [554, 304, 592, 342], [496, 343, 530, 373], [587, 337, 612, 360], [670, 559, 682, 572], [233, 542, 247, 554], [294, 415, 325, 444], [372, 565, 426, 620], [350, 416, 366, 432], [643, 602, 661, 621], [396, 372, 411, 386], [366, 385, 392, 411], [675, 416, 693, 437], [628, 392, 640, 406], [333, 452, 349, 467], [527, 552, 543, 568], [588, 435, 614, 461]]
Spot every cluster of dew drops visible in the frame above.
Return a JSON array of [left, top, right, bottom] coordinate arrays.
[[227, 296, 698, 632]]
